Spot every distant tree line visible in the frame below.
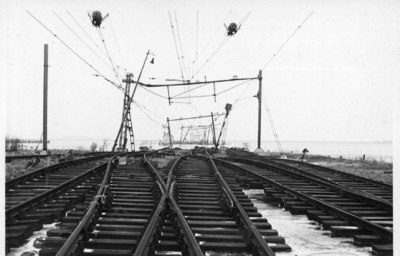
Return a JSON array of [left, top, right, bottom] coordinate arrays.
[[5, 135, 50, 152], [5, 136, 50, 144]]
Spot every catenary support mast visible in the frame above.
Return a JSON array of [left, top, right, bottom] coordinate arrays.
[[167, 117, 173, 149], [257, 70, 262, 150], [43, 44, 49, 150]]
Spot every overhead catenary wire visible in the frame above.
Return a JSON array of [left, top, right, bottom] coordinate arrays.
[[195, 11, 199, 81], [191, 36, 230, 80], [67, 11, 123, 74], [109, 16, 127, 72], [262, 11, 314, 70], [135, 84, 169, 120], [233, 97, 253, 111], [171, 83, 209, 99], [191, 10, 233, 79], [134, 103, 164, 127], [216, 80, 252, 95], [52, 11, 113, 72], [139, 85, 169, 99], [165, 79, 253, 101], [27, 11, 124, 92], [191, 11, 253, 80], [133, 100, 165, 125], [234, 80, 255, 103], [175, 11, 188, 81], [174, 11, 191, 102], [168, 11, 185, 82], [247, 10, 284, 66], [198, 11, 232, 57], [96, 27, 124, 84], [93, 74, 124, 91], [237, 11, 253, 27]]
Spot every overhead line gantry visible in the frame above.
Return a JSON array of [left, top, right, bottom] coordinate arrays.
[[137, 70, 264, 150]]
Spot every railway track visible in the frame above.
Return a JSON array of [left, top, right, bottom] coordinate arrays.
[[5, 152, 112, 163], [267, 158, 392, 201], [5, 153, 129, 253], [7, 148, 392, 255], [16, 150, 292, 256], [213, 156, 393, 256], [171, 154, 291, 255], [36, 151, 201, 256]]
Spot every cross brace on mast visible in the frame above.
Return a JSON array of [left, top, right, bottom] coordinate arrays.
[[112, 50, 154, 152], [116, 73, 135, 151]]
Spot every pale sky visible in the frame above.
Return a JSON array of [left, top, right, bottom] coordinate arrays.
[[1, 0, 399, 143]]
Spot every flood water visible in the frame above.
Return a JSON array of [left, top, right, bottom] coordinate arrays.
[[245, 190, 372, 256], [28, 138, 392, 162]]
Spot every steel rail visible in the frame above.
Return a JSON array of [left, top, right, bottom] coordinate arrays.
[[133, 152, 184, 254], [6, 153, 115, 190], [5, 152, 112, 162], [229, 157, 393, 207], [262, 158, 393, 204], [228, 158, 392, 210], [134, 151, 196, 256], [222, 157, 345, 187], [6, 154, 62, 162], [204, 153, 275, 256], [214, 158, 393, 242], [169, 181, 205, 256], [56, 152, 133, 256], [166, 155, 183, 191], [271, 158, 393, 189], [143, 151, 168, 191], [133, 181, 167, 256], [6, 162, 107, 220]]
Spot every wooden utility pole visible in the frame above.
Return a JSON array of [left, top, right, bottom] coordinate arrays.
[[43, 44, 48, 150], [257, 70, 262, 149]]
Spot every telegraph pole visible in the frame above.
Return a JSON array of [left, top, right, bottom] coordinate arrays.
[[257, 70, 262, 149], [43, 44, 48, 150]]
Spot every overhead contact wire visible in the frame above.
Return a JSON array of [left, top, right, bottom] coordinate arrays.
[[168, 11, 185, 82], [174, 11, 190, 101], [52, 11, 113, 71], [262, 11, 314, 70], [27, 11, 124, 92], [67, 11, 122, 73], [109, 16, 127, 72]]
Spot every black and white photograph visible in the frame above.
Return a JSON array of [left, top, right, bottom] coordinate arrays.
[[1, 0, 398, 255]]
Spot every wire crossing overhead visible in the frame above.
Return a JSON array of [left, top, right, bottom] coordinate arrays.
[[67, 11, 122, 72], [191, 11, 253, 80], [52, 11, 113, 72], [262, 11, 314, 70], [168, 11, 185, 83], [27, 11, 124, 92]]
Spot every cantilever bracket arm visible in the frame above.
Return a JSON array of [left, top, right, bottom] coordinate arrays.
[[133, 77, 258, 88]]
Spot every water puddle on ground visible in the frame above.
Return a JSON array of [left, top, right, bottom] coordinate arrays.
[[7, 222, 59, 256], [245, 189, 372, 256]]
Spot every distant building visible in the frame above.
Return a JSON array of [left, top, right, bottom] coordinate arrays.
[[163, 132, 174, 144]]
